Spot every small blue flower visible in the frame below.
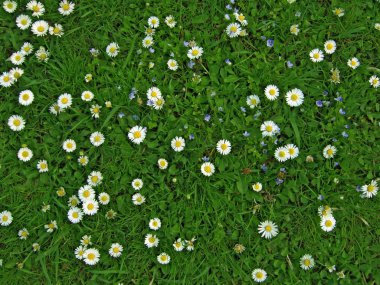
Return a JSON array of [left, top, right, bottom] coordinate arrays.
[[261, 164, 268, 172], [147, 100, 154, 106], [260, 141, 267, 147], [118, 112, 125, 118], [187, 61, 195, 69], [334, 162, 340, 167], [342, 131, 349, 138], [318, 194, 324, 201], [149, 48, 155, 53], [332, 138, 338, 142], [151, 77, 156, 82], [131, 114, 139, 121], [225, 59, 232, 65], [226, 4, 232, 10], [243, 131, 250, 137], [204, 114, 211, 122], [233, 8, 239, 13], [261, 36, 266, 40], [218, 107, 224, 112], [276, 178, 284, 185], [183, 41, 189, 47], [202, 156, 210, 162], [240, 106, 246, 113], [323, 90, 329, 96], [356, 185, 361, 192], [267, 39, 274, 47], [335, 96, 343, 102], [230, 0, 235, 3], [345, 124, 350, 129], [339, 108, 346, 115], [280, 167, 287, 173], [129, 93, 135, 100], [224, 14, 230, 20], [295, 11, 301, 17], [316, 100, 323, 107], [287, 61, 294, 68], [189, 134, 195, 140]]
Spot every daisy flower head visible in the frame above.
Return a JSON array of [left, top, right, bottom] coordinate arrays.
[[290, 24, 300, 35], [9, 52, 25, 66], [361, 180, 378, 198], [187, 46, 203, 59], [57, 93, 72, 109], [369, 75, 380, 88], [78, 185, 95, 202], [82, 199, 99, 215], [27, 0, 45, 17], [247, 95, 260, 108], [0, 72, 15, 87], [165, 15, 176, 28], [145, 234, 159, 248], [185, 237, 196, 251], [252, 268, 267, 283], [131, 178, 143, 190], [37, 160, 48, 173], [234, 13, 247, 26], [0, 211, 13, 226], [258, 220, 278, 239], [109, 243, 123, 258], [145, 26, 155, 36], [142, 36, 154, 48], [62, 139, 76, 153], [98, 192, 110, 205], [10, 67, 24, 80], [19, 90, 34, 106], [132, 193, 146, 205], [173, 238, 184, 251], [252, 182, 262, 192], [146, 86, 162, 101], [323, 145, 337, 159], [58, 0, 75, 16], [8, 115, 25, 131], [87, 171, 103, 187], [260, 121, 280, 137], [226, 22, 241, 38], [157, 253, 170, 265], [318, 205, 333, 218], [35, 46, 49, 62], [309, 49, 324, 62], [49, 23, 64, 37], [32, 243, 40, 252], [128, 126, 147, 144], [31, 20, 49, 36], [75, 246, 86, 260], [67, 207, 83, 224], [324, 40, 337, 54], [333, 7, 344, 17], [16, 14, 32, 30], [78, 155, 89, 166], [167, 59, 179, 71], [90, 131, 105, 147], [49, 104, 61, 115], [285, 144, 299, 159], [321, 215, 336, 232], [275, 146, 290, 162], [83, 248, 100, 265], [85, 73, 92, 82], [152, 97, 165, 110], [106, 42, 119, 57], [149, 218, 161, 231], [264, 85, 279, 101], [158, 158, 168, 170], [81, 90, 94, 102], [285, 88, 304, 107], [216, 139, 231, 155], [81, 235, 92, 246], [148, 16, 159, 28], [201, 162, 215, 177], [3, 1, 17, 13], [171, 136, 185, 152], [18, 147, 33, 162], [44, 220, 58, 233], [21, 42, 33, 55], [300, 254, 315, 270], [347, 57, 360, 69]]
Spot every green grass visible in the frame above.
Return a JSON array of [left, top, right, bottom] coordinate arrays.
[[1, 0, 380, 284]]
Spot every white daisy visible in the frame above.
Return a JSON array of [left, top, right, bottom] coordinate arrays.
[[149, 218, 161, 231], [31, 20, 49, 36], [246, 95, 260, 108], [309, 49, 324, 62], [318, 205, 333, 218], [369, 75, 380, 88], [185, 237, 196, 251], [252, 268, 267, 283], [62, 139, 76, 153], [285, 144, 299, 159], [234, 13, 247, 26], [74, 245, 86, 260], [225, 22, 241, 38], [49, 23, 64, 37], [0, 72, 15, 87], [82, 199, 99, 216], [216, 139, 231, 155], [275, 147, 290, 162], [10, 67, 24, 80], [252, 182, 262, 192], [320, 215, 336, 232], [201, 162, 215, 177], [324, 40, 337, 54], [83, 248, 100, 265], [18, 228, 29, 240], [264, 85, 279, 101], [57, 93, 72, 109], [142, 36, 154, 48], [361, 180, 378, 198], [21, 42, 33, 55], [347, 57, 360, 69], [78, 185, 95, 202], [258, 220, 278, 239], [36, 160, 48, 173], [132, 193, 145, 205], [3, 0, 17, 13], [167, 59, 179, 71], [152, 97, 165, 110], [19, 90, 34, 106], [158, 158, 168, 170], [148, 16, 159, 28], [9, 52, 25, 66], [187, 46, 203, 59], [260, 121, 279, 137], [90, 131, 105, 147], [145, 234, 159, 248], [0, 211, 13, 226], [16, 14, 32, 30], [106, 42, 119, 57], [323, 145, 337, 159], [18, 147, 33, 162], [300, 254, 315, 270], [87, 171, 103, 187], [109, 243, 123, 258], [35, 46, 49, 62], [81, 90, 94, 102], [290, 24, 300, 35], [157, 253, 170, 265], [67, 207, 83, 224], [131, 178, 143, 190], [81, 235, 92, 246], [44, 220, 57, 233], [165, 15, 176, 28], [58, 0, 75, 16], [146, 86, 162, 101], [8, 115, 25, 131], [78, 155, 89, 166], [98, 192, 110, 205], [173, 238, 184, 251], [49, 104, 61, 115], [128, 126, 147, 144], [171, 136, 185, 152], [27, 0, 45, 17], [285, 88, 304, 107]]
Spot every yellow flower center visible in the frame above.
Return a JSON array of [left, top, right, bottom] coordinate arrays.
[[87, 253, 95, 260], [192, 49, 199, 56], [87, 203, 94, 210], [304, 259, 311, 266], [148, 237, 155, 243], [40, 163, 47, 169], [3, 76, 10, 82], [113, 247, 119, 253], [279, 151, 286, 158], [22, 151, 29, 158], [83, 190, 90, 198], [2, 216, 8, 222], [14, 119, 21, 126], [62, 3, 70, 10], [22, 94, 29, 101], [175, 141, 181, 147], [61, 97, 68, 104], [133, 131, 141, 138], [93, 107, 99, 113], [66, 142, 73, 149], [161, 255, 167, 261], [21, 19, 28, 25], [313, 53, 320, 59], [291, 94, 298, 101], [221, 144, 227, 150], [367, 185, 375, 192], [288, 148, 295, 155], [72, 212, 79, 218], [327, 149, 333, 156], [326, 43, 333, 50], [33, 6, 40, 12], [37, 26, 45, 32], [7, 3, 13, 8], [325, 220, 332, 227], [109, 47, 116, 53], [204, 165, 212, 173], [91, 176, 98, 183], [265, 225, 272, 232], [265, 125, 273, 132], [230, 26, 238, 33], [53, 27, 61, 34], [250, 99, 257, 105], [256, 272, 263, 279], [15, 55, 21, 61], [24, 46, 30, 52], [269, 89, 276, 95], [238, 15, 245, 21]]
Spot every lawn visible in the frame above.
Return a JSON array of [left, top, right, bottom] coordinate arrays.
[[0, 0, 380, 284]]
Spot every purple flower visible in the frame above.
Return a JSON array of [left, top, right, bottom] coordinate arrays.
[[202, 156, 210, 162], [226, 4, 232, 10], [323, 90, 329, 96], [342, 131, 348, 138], [339, 108, 346, 115], [189, 134, 195, 140], [218, 107, 224, 112], [131, 114, 139, 120], [240, 106, 246, 113], [187, 61, 195, 69], [118, 112, 125, 118], [225, 59, 232, 65], [224, 14, 230, 20], [149, 48, 155, 53], [356, 185, 361, 192], [316, 100, 323, 107], [335, 96, 343, 102], [230, 0, 235, 3], [260, 141, 267, 147], [147, 100, 154, 106], [266, 39, 274, 47], [183, 41, 189, 47], [129, 93, 136, 100], [233, 8, 239, 13], [204, 114, 211, 122], [332, 138, 338, 142], [261, 36, 266, 40], [276, 178, 284, 185], [280, 167, 287, 173], [318, 194, 324, 201], [287, 61, 294, 68], [345, 124, 350, 129], [334, 162, 340, 168], [261, 164, 268, 172], [243, 131, 250, 137]]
